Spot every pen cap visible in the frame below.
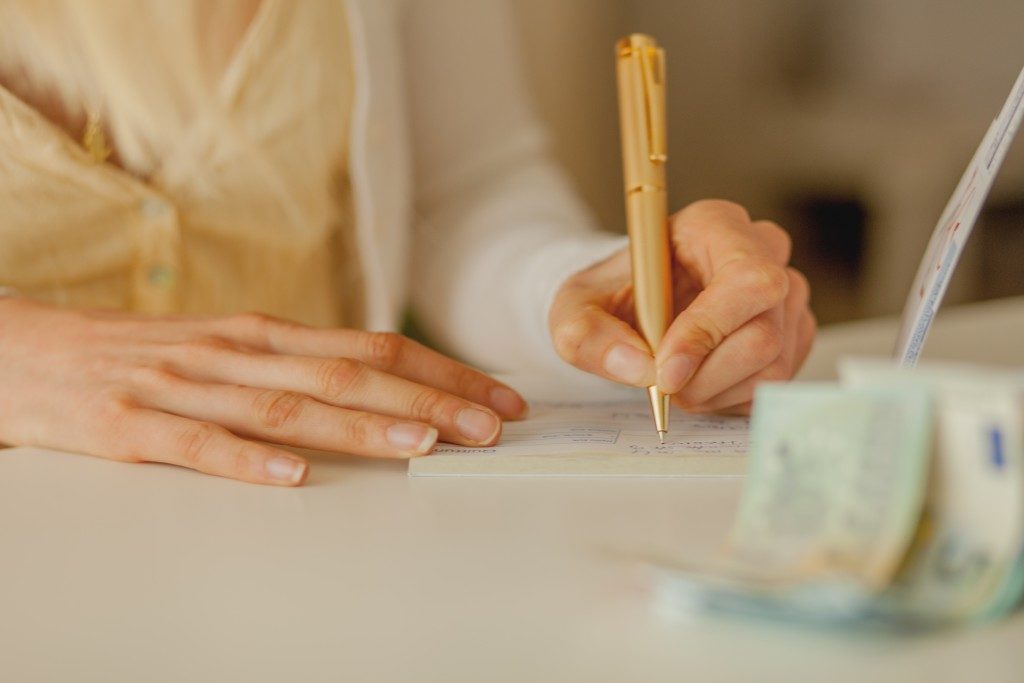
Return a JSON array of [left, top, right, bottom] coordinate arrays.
[[616, 34, 667, 191]]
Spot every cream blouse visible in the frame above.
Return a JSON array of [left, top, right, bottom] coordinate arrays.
[[0, 0, 363, 328], [0, 0, 630, 383]]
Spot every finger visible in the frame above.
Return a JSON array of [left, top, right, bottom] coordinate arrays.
[[102, 407, 310, 486], [674, 394, 753, 417], [749, 220, 792, 266], [672, 268, 808, 406], [130, 369, 441, 458], [655, 255, 789, 394], [670, 307, 784, 407], [792, 309, 817, 378], [717, 401, 752, 417], [549, 296, 656, 387], [676, 270, 810, 412], [154, 349, 502, 447], [669, 200, 786, 282], [657, 201, 794, 394], [677, 363, 786, 414], [201, 315, 528, 420]]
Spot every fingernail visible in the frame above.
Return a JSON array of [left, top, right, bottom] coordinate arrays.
[[604, 343, 655, 385], [658, 355, 695, 394], [456, 407, 500, 443], [490, 386, 528, 419], [266, 456, 308, 485], [386, 423, 438, 454]]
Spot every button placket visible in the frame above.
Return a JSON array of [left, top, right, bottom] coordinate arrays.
[[133, 194, 182, 314]]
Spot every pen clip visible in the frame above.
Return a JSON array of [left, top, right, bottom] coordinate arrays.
[[639, 44, 667, 163]]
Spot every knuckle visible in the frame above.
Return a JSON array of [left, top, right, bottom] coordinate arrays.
[[687, 198, 750, 223], [787, 267, 811, 303], [364, 332, 405, 369], [723, 403, 753, 417], [741, 259, 789, 305], [757, 220, 792, 257], [758, 360, 793, 383], [231, 311, 277, 332], [177, 422, 222, 468], [226, 444, 252, 479], [804, 308, 818, 334], [95, 395, 140, 459], [179, 335, 234, 359], [553, 310, 595, 363], [127, 365, 181, 391], [316, 357, 367, 399], [776, 226, 793, 257], [731, 391, 757, 411], [556, 269, 588, 294], [746, 317, 784, 363], [196, 335, 235, 350], [451, 370, 488, 402], [758, 219, 786, 239], [77, 352, 119, 381], [408, 388, 451, 423], [93, 388, 132, 417], [340, 412, 374, 446], [671, 391, 698, 411], [253, 390, 307, 431], [680, 311, 726, 356], [228, 311, 292, 347], [672, 394, 707, 414]]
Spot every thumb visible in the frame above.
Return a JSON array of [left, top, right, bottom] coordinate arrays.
[[550, 301, 656, 387]]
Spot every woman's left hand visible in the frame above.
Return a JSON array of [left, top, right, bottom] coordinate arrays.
[[549, 199, 816, 415]]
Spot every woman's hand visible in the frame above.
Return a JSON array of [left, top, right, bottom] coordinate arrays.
[[0, 299, 527, 486], [550, 199, 816, 415]]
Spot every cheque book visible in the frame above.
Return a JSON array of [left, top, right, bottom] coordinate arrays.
[[408, 393, 749, 478]]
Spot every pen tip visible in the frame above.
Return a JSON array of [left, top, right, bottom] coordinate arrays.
[[658, 431, 666, 444]]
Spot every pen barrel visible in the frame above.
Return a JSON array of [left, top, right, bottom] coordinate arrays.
[[626, 188, 673, 351], [617, 33, 671, 353], [617, 33, 672, 436]]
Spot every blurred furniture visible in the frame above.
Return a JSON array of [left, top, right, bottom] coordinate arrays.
[[800, 294, 1024, 379], [515, 0, 1024, 322], [2, 297, 1022, 682], [639, 0, 1024, 319]]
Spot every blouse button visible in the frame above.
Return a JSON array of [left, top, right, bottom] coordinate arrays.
[[147, 264, 177, 287], [140, 197, 171, 218]]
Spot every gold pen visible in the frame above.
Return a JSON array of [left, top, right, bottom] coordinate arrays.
[[616, 34, 672, 443]]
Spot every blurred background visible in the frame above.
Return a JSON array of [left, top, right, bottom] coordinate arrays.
[[513, 0, 1024, 324]]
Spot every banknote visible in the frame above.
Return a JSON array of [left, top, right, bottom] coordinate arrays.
[[728, 383, 934, 589], [650, 560, 878, 627], [650, 362, 1024, 628], [840, 359, 1024, 623]]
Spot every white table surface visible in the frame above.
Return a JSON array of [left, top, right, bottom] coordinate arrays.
[[2, 297, 1023, 683]]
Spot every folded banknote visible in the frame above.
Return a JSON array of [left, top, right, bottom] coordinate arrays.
[[652, 361, 1024, 628]]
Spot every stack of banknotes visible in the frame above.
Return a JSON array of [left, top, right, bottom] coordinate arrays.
[[653, 359, 1024, 627]]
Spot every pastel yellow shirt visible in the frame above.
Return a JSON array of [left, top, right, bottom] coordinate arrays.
[[0, 0, 362, 328]]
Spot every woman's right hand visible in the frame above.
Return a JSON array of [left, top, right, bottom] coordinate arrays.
[[0, 298, 528, 486]]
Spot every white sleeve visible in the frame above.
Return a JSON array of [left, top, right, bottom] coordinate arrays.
[[402, 0, 627, 375]]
